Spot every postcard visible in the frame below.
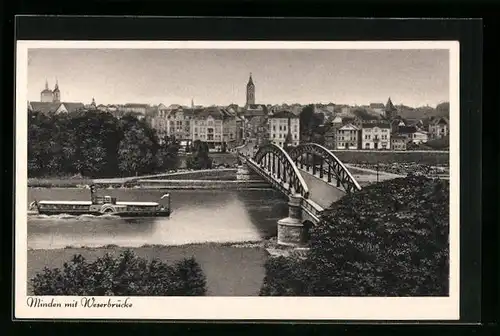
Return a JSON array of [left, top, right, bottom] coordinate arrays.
[[15, 40, 459, 320]]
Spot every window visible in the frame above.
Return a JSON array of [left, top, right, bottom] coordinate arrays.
[[365, 143, 370, 149]]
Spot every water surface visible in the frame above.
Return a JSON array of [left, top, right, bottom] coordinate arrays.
[[27, 188, 288, 250]]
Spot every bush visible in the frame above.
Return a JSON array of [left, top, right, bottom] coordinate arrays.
[[259, 256, 313, 296], [259, 176, 449, 296], [31, 250, 207, 296]]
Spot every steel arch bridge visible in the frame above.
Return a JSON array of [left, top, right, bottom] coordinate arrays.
[[288, 143, 362, 194], [238, 143, 362, 224], [247, 143, 310, 199]]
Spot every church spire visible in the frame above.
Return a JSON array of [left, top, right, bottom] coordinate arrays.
[[246, 73, 255, 106], [247, 72, 254, 86], [45, 79, 49, 90], [191, 98, 194, 108]]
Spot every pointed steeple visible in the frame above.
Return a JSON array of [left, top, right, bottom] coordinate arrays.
[[91, 97, 96, 106], [247, 73, 254, 86], [53, 78, 60, 92], [191, 98, 194, 108], [45, 79, 49, 90]]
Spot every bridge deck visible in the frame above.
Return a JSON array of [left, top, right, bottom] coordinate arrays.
[[298, 169, 347, 209]]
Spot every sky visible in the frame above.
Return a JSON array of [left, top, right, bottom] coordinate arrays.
[[27, 48, 450, 107]]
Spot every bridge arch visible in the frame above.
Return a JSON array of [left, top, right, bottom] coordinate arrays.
[[251, 144, 310, 199], [288, 143, 362, 193]]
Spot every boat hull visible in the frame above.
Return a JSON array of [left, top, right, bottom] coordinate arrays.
[[36, 209, 171, 217]]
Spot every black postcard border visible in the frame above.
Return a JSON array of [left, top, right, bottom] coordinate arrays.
[[7, 16, 485, 327]]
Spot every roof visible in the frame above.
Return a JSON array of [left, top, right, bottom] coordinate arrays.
[[339, 123, 359, 131], [361, 122, 391, 129], [62, 102, 85, 113], [391, 135, 407, 140], [430, 117, 449, 125], [269, 110, 298, 119], [246, 104, 267, 111], [39, 200, 92, 205], [29, 102, 61, 114], [247, 74, 254, 86], [124, 103, 150, 108], [369, 103, 385, 109], [398, 126, 418, 134], [194, 107, 227, 119]]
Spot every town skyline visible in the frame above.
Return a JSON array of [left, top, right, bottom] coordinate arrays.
[[28, 48, 450, 108]]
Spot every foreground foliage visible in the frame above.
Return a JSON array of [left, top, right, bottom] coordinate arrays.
[[260, 176, 449, 296], [32, 250, 207, 296]]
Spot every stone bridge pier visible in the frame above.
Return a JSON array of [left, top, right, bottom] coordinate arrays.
[[277, 194, 311, 247]]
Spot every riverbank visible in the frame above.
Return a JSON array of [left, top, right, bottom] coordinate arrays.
[[27, 241, 279, 296]]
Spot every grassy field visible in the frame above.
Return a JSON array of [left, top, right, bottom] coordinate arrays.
[[27, 243, 269, 296], [331, 150, 449, 165]]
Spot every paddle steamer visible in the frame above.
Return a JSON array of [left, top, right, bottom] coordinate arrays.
[[29, 185, 171, 217]]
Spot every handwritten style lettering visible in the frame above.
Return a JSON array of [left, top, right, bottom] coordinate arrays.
[[80, 297, 132, 308]]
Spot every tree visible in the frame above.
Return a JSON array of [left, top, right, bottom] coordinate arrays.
[[260, 176, 450, 296], [31, 249, 208, 296], [435, 102, 450, 117], [186, 141, 212, 170], [117, 115, 157, 176], [299, 105, 324, 143]]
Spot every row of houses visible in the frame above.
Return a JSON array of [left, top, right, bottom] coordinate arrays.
[[323, 114, 449, 151]]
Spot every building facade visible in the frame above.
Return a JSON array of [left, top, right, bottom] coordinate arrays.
[[391, 135, 407, 151], [268, 110, 300, 148], [428, 117, 450, 139], [336, 124, 359, 150], [149, 106, 240, 150], [361, 123, 391, 149], [40, 80, 61, 103]]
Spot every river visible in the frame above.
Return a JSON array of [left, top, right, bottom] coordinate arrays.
[[27, 188, 289, 250]]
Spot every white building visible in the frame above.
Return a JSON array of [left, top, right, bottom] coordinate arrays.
[[336, 124, 359, 150], [361, 123, 391, 150], [410, 130, 429, 144], [268, 110, 300, 147]]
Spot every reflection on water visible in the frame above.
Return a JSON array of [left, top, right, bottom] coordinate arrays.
[[27, 188, 288, 250]]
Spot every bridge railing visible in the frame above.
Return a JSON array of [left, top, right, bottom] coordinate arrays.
[[289, 143, 362, 193], [249, 144, 310, 199]]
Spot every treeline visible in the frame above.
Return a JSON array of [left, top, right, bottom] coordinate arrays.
[[28, 110, 180, 178]]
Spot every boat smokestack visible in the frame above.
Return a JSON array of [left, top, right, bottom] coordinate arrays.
[[159, 193, 171, 210]]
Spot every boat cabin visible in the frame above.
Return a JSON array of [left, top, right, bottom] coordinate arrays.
[[92, 195, 117, 205]]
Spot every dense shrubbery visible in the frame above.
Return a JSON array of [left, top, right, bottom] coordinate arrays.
[[28, 110, 180, 178], [260, 176, 449, 296], [31, 249, 207, 296]]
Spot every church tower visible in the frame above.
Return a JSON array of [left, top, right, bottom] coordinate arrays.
[[246, 73, 255, 106], [40, 79, 54, 102], [52, 79, 61, 103]]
